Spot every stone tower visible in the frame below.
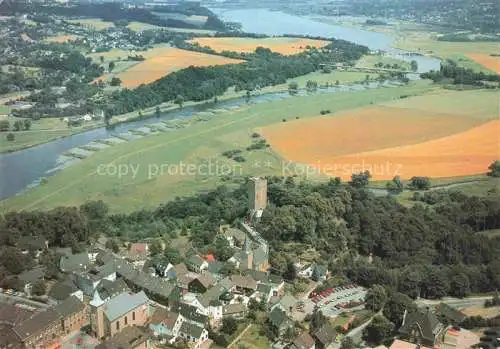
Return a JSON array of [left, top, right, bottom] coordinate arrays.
[[248, 177, 267, 212]]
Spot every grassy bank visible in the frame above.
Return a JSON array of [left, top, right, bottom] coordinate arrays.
[[0, 81, 435, 213], [0, 116, 102, 153], [0, 70, 380, 154]]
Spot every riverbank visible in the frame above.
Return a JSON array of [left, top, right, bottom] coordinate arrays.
[[0, 70, 379, 154], [0, 81, 437, 213], [308, 15, 498, 73]]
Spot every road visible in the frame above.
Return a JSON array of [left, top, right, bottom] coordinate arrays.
[[227, 324, 252, 348], [416, 296, 492, 309]]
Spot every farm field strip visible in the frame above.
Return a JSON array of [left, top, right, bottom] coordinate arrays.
[[188, 37, 330, 55], [466, 54, 500, 73], [324, 120, 499, 180]]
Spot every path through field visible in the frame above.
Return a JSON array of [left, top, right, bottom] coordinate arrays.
[[228, 324, 252, 348]]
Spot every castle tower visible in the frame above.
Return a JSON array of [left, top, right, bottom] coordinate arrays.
[[248, 177, 267, 212]]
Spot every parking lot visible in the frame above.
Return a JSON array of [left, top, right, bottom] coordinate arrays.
[[310, 284, 367, 318]]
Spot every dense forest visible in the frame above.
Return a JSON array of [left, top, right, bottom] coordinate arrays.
[[2, 174, 499, 298], [0, 1, 227, 31]]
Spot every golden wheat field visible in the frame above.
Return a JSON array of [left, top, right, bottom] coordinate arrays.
[[466, 54, 500, 73], [260, 104, 497, 180], [96, 47, 245, 88], [188, 37, 330, 55]]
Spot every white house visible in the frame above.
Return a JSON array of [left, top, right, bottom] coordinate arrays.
[[297, 263, 314, 278]]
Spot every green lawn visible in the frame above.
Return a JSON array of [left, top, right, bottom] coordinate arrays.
[[393, 177, 499, 207], [232, 325, 270, 349], [286, 70, 378, 87], [446, 53, 495, 73], [356, 54, 411, 70], [330, 313, 352, 329], [0, 117, 101, 153], [378, 88, 499, 119], [0, 81, 436, 213], [0, 105, 10, 114], [451, 177, 500, 197]]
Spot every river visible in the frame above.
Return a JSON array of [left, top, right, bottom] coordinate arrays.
[[0, 9, 441, 201]]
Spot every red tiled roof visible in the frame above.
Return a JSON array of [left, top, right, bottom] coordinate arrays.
[[130, 243, 148, 253]]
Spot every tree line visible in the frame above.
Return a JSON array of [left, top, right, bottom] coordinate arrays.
[[422, 59, 499, 86], [99, 40, 368, 117], [0, 1, 228, 31]]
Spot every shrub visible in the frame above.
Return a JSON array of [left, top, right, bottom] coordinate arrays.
[[409, 176, 431, 190], [6, 133, 15, 141], [222, 149, 242, 158], [233, 156, 246, 163], [247, 139, 267, 151]]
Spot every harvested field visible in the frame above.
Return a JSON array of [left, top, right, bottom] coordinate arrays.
[[466, 54, 500, 73], [67, 18, 114, 30], [461, 305, 500, 318], [260, 105, 497, 180], [260, 106, 487, 157], [44, 35, 80, 43], [96, 47, 244, 88], [328, 120, 499, 180], [188, 37, 330, 55]]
